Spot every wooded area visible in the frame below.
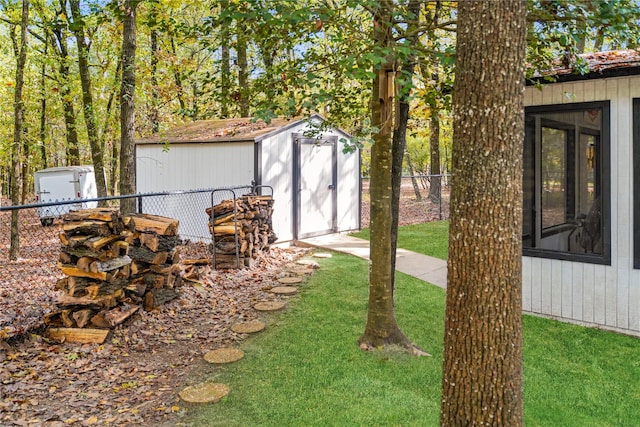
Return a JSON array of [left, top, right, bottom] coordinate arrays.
[[1, 0, 639, 424], [2, 0, 636, 206]]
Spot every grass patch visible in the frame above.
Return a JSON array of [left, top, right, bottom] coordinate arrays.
[[185, 251, 640, 426], [350, 220, 450, 260], [186, 253, 444, 426]]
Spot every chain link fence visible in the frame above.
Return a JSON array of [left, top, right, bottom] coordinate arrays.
[[1, 179, 448, 339], [0, 187, 259, 338], [360, 174, 451, 228]]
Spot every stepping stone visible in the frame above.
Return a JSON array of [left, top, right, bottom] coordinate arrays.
[[204, 348, 244, 364], [312, 252, 332, 259], [277, 276, 303, 285], [271, 286, 298, 296], [296, 259, 320, 269], [179, 382, 230, 403], [231, 320, 266, 334], [286, 267, 315, 276], [254, 301, 286, 312]]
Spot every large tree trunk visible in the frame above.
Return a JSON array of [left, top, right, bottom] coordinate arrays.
[[119, 0, 137, 214], [440, 1, 526, 425], [9, 0, 29, 260], [69, 0, 108, 198]]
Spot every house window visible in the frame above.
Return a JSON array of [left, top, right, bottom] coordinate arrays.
[[634, 98, 640, 268], [523, 101, 610, 264]]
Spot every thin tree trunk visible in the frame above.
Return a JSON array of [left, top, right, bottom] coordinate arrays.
[[405, 152, 422, 201], [119, 0, 137, 214], [69, 0, 108, 197], [170, 36, 187, 116], [9, 0, 29, 260], [220, 0, 230, 118], [359, 1, 420, 353], [21, 132, 29, 204], [441, 1, 526, 425], [149, 2, 159, 133], [237, 20, 249, 117], [103, 59, 122, 195], [51, 26, 81, 166], [428, 106, 441, 203], [39, 39, 48, 169]]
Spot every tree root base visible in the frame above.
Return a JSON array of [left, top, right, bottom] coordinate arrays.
[[358, 329, 431, 357]]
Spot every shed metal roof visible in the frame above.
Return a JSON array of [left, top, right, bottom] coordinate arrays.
[[136, 115, 323, 145]]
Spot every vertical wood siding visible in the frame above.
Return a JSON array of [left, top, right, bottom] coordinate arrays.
[[260, 125, 301, 242], [524, 75, 640, 335], [259, 123, 360, 242]]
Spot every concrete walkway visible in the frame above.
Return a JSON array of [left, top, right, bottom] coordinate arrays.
[[297, 234, 447, 289]]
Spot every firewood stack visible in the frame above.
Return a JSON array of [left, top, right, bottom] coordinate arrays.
[[206, 195, 277, 269], [47, 208, 182, 341]]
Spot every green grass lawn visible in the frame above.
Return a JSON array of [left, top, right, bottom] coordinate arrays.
[[185, 222, 640, 426], [351, 220, 450, 260]]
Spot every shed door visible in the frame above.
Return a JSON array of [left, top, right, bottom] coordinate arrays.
[[294, 134, 338, 239]]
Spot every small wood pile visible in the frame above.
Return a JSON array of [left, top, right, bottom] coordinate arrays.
[[206, 195, 277, 269], [47, 208, 183, 343]]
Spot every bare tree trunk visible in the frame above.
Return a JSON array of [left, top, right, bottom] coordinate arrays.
[[359, 1, 423, 354], [39, 39, 48, 169], [9, 0, 29, 260], [149, 2, 159, 133], [101, 59, 121, 195], [237, 21, 249, 117], [51, 24, 81, 166], [21, 132, 29, 205], [68, 0, 108, 198], [119, 0, 137, 214], [170, 36, 187, 116], [220, 0, 230, 118], [441, 1, 526, 425], [405, 152, 422, 201], [428, 105, 441, 203]]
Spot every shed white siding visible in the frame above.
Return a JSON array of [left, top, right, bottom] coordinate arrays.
[[523, 75, 640, 335], [259, 121, 359, 242], [259, 121, 306, 243], [137, 142, 255, 191], [336, 139, 360, 233]]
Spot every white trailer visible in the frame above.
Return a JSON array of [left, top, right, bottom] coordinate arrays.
[[34, 165, 98, 226]]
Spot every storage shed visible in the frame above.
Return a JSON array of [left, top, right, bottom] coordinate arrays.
[[522, 50, 640, 336], [135, 114, 360, 243]]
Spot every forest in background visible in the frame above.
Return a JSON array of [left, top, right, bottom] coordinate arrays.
[[0, 0, 638, 203]]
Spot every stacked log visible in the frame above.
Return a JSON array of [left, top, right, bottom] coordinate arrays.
[[47, 208, 182, 342], [206, 195, 277, 269]]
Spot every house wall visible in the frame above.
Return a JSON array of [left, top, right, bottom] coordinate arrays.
[[523, 75, 640, 335]]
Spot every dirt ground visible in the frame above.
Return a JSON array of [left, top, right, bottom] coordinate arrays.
[[0, 246, 310, 426]]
